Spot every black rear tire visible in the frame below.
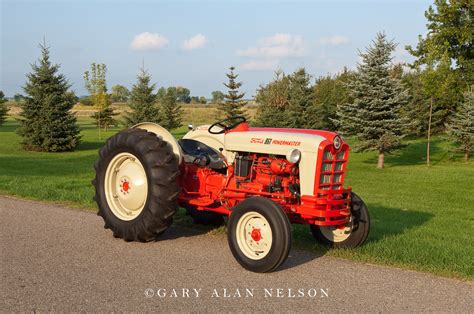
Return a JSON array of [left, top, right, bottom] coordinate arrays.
[[227, 197, 292, 273], [310, 192, 370, 248], [92, 128, 180, 242]]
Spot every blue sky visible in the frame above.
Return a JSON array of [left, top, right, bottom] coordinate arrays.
[[1, 0, 432, 98]]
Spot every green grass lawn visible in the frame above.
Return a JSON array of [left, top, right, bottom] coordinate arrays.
[[0, 117, 472, 279]]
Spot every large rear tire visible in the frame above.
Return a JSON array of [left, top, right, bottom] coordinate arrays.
[[92, 128, 180, 242], [310, 192, 370, 248], [227, 197, 292, 273]]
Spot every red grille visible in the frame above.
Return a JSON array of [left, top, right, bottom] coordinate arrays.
[[318, 146, 348, 192]]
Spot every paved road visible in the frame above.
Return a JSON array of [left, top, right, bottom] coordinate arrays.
[[1, 196, 472, 312]]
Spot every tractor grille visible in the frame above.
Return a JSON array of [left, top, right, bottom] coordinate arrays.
[[319, 147, 348, 191]]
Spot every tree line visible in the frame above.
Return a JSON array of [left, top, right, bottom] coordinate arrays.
[[0, 0, 471, 164]]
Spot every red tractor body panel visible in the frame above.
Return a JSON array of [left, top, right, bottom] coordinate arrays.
[[178, 124, 352, 226]]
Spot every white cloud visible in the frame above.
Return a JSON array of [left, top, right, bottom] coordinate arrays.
[[182, 33, 207, 50], [130, 32, 169, 51], [237, 33, 306, 59], [241, 59, 279, 71], [319, 35, 350, 46]]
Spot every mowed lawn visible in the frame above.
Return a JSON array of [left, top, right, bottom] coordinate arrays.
[[0, 117, 472, 279]]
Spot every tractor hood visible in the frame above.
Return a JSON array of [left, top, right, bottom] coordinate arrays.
[[225, 127, 338, 156]]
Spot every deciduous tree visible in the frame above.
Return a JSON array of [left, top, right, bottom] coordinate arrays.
[[84, 63, 117, 133], [110, 85, 130, 103], [407, 0, 473, 85], [211, 91, 224, 104], [0, 91, 8, 126]]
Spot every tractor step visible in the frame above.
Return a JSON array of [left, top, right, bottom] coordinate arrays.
[[189, 198, 215, 207]]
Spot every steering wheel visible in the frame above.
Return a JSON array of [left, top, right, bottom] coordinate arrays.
[[208, 116, 247, 134]]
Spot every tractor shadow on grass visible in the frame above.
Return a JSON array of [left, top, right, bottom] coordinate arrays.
[[364, 203, 434, 243], [279, 204, 433, 271], [75, 141, 107, 151]]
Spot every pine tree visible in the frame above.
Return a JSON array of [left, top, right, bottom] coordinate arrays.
[[160, 87, 183, 130], [255, 70, 291, 127], [218, 66, 247, 120], [92, 107, 118, 130], [125, 68, 160, 126], [17, 44, 81, 151], [447, 88, 473, 161], [335, 32, 409, 168], [286, 68, 314, 128], [0, 91, 8, 126]]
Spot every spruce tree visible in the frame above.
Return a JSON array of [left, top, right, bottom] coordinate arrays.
[[335, 32, 408, 168], [447, 88, 473, 161], [17, 44, 81, 151], [125, 68, 160, 126], [286, 68, 314, 128], [255, 71, 290, 127], [0, 91, 8, 126], [160, 87, 183, 130], [219, 66, 247, 120]]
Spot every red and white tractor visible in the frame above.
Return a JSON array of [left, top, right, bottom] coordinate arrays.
[[93, 117, 370, 272]]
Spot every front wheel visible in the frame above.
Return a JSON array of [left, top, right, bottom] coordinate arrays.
[[227, 197, 292, 273], [310, 192, 370, 248]]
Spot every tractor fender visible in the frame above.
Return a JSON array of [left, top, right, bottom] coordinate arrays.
[[133, 122, 183, 164]]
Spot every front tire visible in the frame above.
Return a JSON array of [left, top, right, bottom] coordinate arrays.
[[227, 197, 292, 273], [92, 128, 180, 242], [310, 192, 370, 248]]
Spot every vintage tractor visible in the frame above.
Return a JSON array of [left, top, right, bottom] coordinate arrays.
[[92, 117, 370, 273]]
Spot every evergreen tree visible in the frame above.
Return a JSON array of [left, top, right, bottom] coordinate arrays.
[[17, 44, 81, 151], [335, 33, 409, 168], [125, 68, 160, 126], [286, 68, 314, 128], [160, 87, 183, 130], [156, 87, 166, 103], [84, 63, 117, 132], [219, 66, 247, 120], [0, 91, 8, 126], [255, 71, 291, 127], [447, 88, 473, 161], [92, 107, 118, 130]]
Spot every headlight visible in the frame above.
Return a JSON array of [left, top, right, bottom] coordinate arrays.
[[333, 135, 342, 150], [286, 149, 301, 164]]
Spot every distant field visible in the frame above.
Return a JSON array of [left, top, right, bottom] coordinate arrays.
[[6, 101, 258, 126], [0, 117, 472, 279]]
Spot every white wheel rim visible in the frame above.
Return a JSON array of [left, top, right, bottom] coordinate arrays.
[[235, 211, 272, 260], [319, 216, 353, 243], [104, 152, 148, 221]]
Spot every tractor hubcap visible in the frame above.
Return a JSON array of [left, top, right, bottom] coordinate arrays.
[[319, 216, 353, 242], [236, 211, 272, 260], [104, 152, 148, 221]]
